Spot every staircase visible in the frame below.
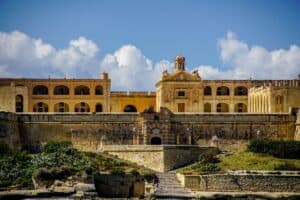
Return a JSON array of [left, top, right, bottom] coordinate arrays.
[[154, 171, 193, 199]]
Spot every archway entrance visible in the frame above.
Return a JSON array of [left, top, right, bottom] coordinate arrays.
[[123, 105, 137, 112], [151, 137, 162, 145]]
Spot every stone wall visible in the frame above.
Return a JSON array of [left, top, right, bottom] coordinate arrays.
[[0, 112, 20, 148], [177, 170, 300, 192], [0, 110, 298, 151], [102, 145, 218, 172], [18, 113, 138, 151]]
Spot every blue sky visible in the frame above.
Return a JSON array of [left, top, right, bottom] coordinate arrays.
[[0, 0, 300, 90]]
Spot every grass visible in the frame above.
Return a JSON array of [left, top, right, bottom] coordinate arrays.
[[179, 151, 300, 175]]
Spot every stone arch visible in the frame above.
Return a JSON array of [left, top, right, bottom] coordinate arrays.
[[123, 105, 137, 112], [74, 102, 90, 112], [54, 85, 69, 95], [54, 102, 69, 112], [151, 137, 162, 145], [234, 103, 247, 112], [33, 102, 48, 112], [234, 86, 248, 96], [204, 86, 212, 96], [74, 85, 90, 95], [15, 95, 23, 112], [33, 85, 48, 95], [204, 103, 211, 112], [95, 103, 103, 112], [95, 85, 103, 95], [216, 86, 230, 96], [216, 103, 229, 112]]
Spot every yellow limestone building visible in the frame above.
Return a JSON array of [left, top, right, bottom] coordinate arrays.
[[0, 55, 299, 113]]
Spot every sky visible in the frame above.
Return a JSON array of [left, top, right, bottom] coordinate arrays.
[[0, 0, 300, 91]]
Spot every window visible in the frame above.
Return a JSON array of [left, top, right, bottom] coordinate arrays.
[[54, 85, 69, 95], [74, 85, 90, 95], [16, 95, 23, 112], [204, 103, 211, 112], [204, 86, 212, 96], [33, 85, 48, 95], [178, 91, 185, 97], [234, 86, 248, 96], [216, 103, 229, 112], [216, 86, 230, 96], [95, 103, 103, 112], [54, 102, 69, 112], [33, 102, 48, 112], [75, 102, 90, 112], [235, 103, 247, 112], [95, 85, 103, 95]]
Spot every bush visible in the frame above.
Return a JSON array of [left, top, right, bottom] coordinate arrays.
[[110, 168, 125, 176], [0, 140, 11, 155], [247, 139, 300, 159], [200, 163, 220, 172], [130, 169, 140, 176], [198, 150, 219, 164], [274, 162, 300, 171], [42, 141, 73, 154]]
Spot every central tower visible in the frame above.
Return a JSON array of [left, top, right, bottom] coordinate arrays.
[[174, 55, 185, 71]]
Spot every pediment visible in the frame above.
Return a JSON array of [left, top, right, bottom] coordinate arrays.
[[161, 71, 201, 82]]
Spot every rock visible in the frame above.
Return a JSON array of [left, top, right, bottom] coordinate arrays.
[[74, 183, 95, 192], [51, 186, 75, 194], [53, 180, 64, 187]]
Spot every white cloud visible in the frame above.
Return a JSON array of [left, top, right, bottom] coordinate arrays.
[[213, 32, 300, 79], [100, 45, 172, 90]]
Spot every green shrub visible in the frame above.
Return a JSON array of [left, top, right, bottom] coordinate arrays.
[[110, 168, 125, 176], [42, 141, 73, 154], [0, 140, 11, 155], [200, 163, 220, 172], [198, 151, 219, 164], [247, 139, 300, 159], [274, 162, 300, 171], [130, 169, 140, 176]]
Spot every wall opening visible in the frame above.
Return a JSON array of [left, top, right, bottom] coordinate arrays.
[[15, 95, 23, 112], [151, 137, 162, 145], [123, 105, 137, 112]]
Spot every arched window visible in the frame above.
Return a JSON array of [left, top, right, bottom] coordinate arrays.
[[54, 102, 69, 112], [95, 85, 103, 95], [234, 86, 248, 96], [74, 102, 90, 112], [178, 91, 185, 97], [216, 103, 229, 112], [95, 103, 103, 112], [123, 105, 137, 112], [33, 102, 48, 112], [16, 95, 23, 112], [234, 103, 247, 112], [204, 103, 211, 112], [54, 85, 69, 95], [216, 86, 230, 96], [74, 85, 90, 95], [151, 137, 162, 145], [33, 85, 48, 95], [204, 86, 212, 96]]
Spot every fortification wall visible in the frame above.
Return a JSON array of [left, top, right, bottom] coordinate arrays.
[[0, 112, 20, 148], [0, 111, 298, 152], [17, 113, 138, 151]]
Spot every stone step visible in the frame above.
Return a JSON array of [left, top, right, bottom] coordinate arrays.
[[154, 171, 193, 198]]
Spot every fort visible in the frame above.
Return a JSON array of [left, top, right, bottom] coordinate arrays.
[[1, 55, 300, 198]]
